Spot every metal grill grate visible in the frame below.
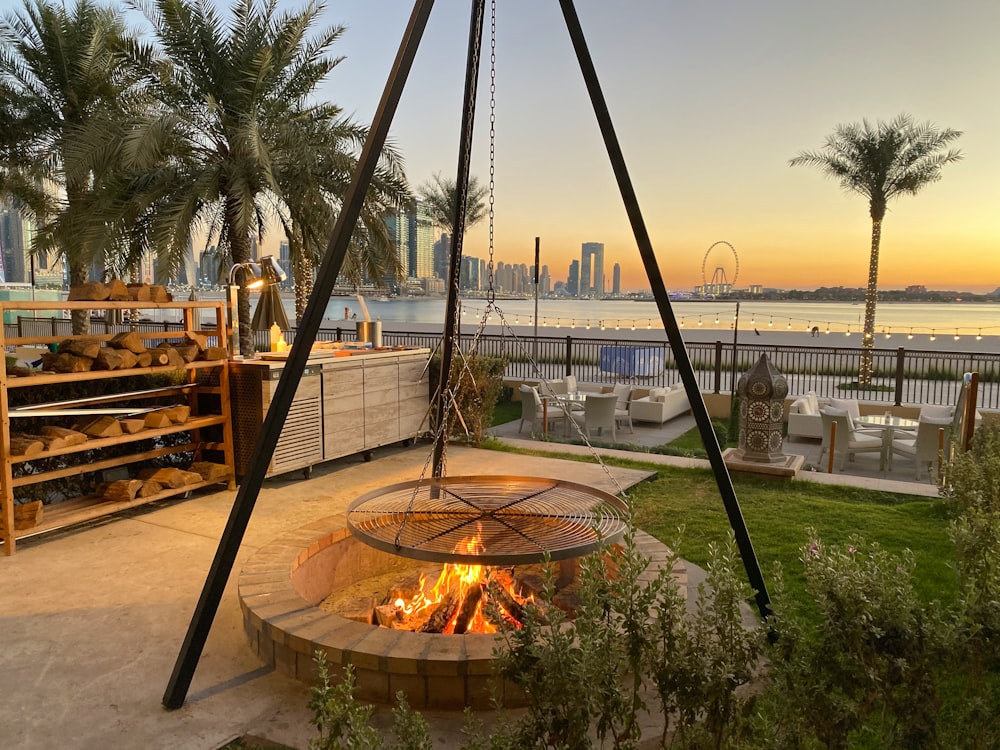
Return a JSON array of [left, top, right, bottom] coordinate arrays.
[[348, 476, 629, 565]]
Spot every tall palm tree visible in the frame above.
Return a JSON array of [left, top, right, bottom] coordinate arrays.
[[419, 171, 488, 238], [0, 0, 153, 332], [122, 0, 408, 354], [790, 115, 962, 387]]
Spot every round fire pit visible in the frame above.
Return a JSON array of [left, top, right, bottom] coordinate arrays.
[[239, 514, 681, 710]]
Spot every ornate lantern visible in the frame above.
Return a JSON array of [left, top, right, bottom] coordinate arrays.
[[736, 354, 789, 463]]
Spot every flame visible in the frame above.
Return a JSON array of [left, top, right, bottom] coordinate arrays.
[[402, 535, 531, 634]]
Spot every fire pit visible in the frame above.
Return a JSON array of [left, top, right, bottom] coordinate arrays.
[[239, 512, 681, 709]]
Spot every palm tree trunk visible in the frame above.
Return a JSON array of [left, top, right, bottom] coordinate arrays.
[[859, 217, 883, 387], [293, 254, 312, 324], [226, 214, 254, 357], [69, 261, 90, 336]]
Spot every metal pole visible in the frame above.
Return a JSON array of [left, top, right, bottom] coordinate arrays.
[[731, 302, 740, 401], [533, 236, 540, 365], [162, 0, 436, 709], [431, 0, 487, 479], [558, 0, 771, 619]]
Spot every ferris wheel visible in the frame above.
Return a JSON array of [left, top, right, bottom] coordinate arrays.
[[701, 241, 739, 295]]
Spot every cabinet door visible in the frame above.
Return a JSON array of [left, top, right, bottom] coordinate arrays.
[[398, 356, 429, 437], [322, 362, 365, 459], [363, 360, 399, 449], [266, 374, 323, 476]]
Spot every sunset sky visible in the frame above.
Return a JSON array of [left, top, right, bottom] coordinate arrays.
[[309, 0, 999, 294], [4, 0, 997, 293]]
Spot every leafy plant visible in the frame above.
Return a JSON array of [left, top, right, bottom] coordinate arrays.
[[429, 354, 507, 445]]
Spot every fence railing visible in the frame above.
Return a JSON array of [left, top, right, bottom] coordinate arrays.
[[8, 317, 996, 411]]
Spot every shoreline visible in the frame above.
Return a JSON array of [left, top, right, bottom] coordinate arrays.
[[335, 319, 995, 355]]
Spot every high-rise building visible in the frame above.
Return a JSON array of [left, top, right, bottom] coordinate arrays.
[[567, 260, 580, 297], [460, 255, 480, 291], [539, 264, 550, 295], [409, 200, 434, 279], [0, 200, 33, 284], [278, 240, 293, 289], [612, 263, 621, 296], [581, 242, 604, 298], [433, 233, 451, 280]]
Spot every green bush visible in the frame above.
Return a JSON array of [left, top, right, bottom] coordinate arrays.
[[428, 354, 507, 446]]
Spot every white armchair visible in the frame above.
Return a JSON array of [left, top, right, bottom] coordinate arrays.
[[891, 417, 952, 481], [518, 385, 567, 436], [819, 408, 883, 470], [570, 392, 619, 442]]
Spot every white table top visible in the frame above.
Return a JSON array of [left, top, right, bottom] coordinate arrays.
[[855, 415, 919, 429]]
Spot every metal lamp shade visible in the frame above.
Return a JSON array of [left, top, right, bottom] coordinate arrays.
[[250, 284, 290, 331]]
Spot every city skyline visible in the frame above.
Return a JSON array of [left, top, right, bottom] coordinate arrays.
[[1, 1, 996, 293]]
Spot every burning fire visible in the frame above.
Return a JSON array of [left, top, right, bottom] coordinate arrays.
[[394, 536, 532, 634]]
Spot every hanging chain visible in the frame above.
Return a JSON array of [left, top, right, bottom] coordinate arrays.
[[485, 0, 497, 307]]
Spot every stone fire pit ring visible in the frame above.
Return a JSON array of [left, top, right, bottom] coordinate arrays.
[[239, 513, 682, 710]]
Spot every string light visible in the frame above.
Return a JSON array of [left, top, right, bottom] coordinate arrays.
[[977, 329, 983, 341], [680, 318, 685, 328], [768, 316, 773, 327], [615, 320, 620, 331], [825, 325, 831, 334], [715, 315, 720, 324], [907, 328, 914, 340], [647, 320, 652, 330], [787, 319, 792, 329], [954, 330, 960, 341], [698, 315, 703, 326], [845, 326, 851, 337], [599, 320, 605, 331], [630, 321, 636, 331], [884, 328, 891, 339], [929, 329, 936, 341]]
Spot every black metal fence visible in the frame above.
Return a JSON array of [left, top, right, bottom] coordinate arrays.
[[8, 317, 997, 411]]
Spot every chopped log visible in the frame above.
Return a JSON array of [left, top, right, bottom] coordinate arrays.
[[31, 433, 66, 451], [102, 479, 144, 502], [183, 330, 209, 351], [452, 583, 484, 634], [189, 461, 232, 484], [58, 337, 102, 358], [106, 279, 129, 300], [108, 331, 147, 354], [42, 352, 93, 373], [486, 578, 531, 626], [149, 285, 170, 302], [78, 415, 123, 439], [201, 346, 227, 361], [135, 351, 153, 368], [7, 365, 35, 378], [9, 435, 44, 457], [68, 281, 110, 301], [172, 344, 199, 363], [119, 419, 146, 434], [12, 501, 44, 531], [154, 344, 186, 368], [160, 405, 190, 424], [374, 603, 405, 628], [138, 481, 164, 498], [126, 283, 151, 302], [420, 592, 459, 633], [149, 350, 170, 366], [94, 348, 129, 371], [41, 426, 88, 446], [338, 597, 378, 624], [143, 411, 172, 429], [137, 467, 202, 488], [94, 481, 110, 498], [116, 350, 138, 369]]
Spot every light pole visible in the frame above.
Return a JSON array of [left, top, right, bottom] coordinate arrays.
[[533, 237, 540, 365]]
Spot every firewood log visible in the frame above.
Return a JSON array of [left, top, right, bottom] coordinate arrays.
[[154, 344, 186, 369], [58, 338, 102, 359], [108, 331, 147, 354], [149, 350, 170, 366], [118, 419, 146, 434], [9, 435, 44, 457], [135, 351, 153, 368], [11, 501, 43, 530], [42, 352, 93, 373], [116, 350, 138, 369], [201, 346, 228, 361], [101, 479, 144, 502], [126, 283, 151, 302], [149, 285, 170, 302], [159, 405, 190, 424], [68, 281, 110, 301], [452, 583, 484, 634], [32, 433, 66, 451], [94, 348, 129, 370], [41, 426, 88, 446], [143, 411, 172, 429], [172, 344, 199, 363], [189, 461, 233, 484], [106, 279, 129, 300], [420, 592, 459, 633], [78, 415, 123, 439], [183, 330, 209, 351], [138, 481, 164, 498], [486, 578, 531, 626], [137, 467, 202, 488]]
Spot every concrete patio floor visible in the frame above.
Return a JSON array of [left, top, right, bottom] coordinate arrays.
[[0, 422, 940, 750]]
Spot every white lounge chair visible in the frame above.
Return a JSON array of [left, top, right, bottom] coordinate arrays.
[[571, 392, 618, 442], [819, 408, 883, 471]]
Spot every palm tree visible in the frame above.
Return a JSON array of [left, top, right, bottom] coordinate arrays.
[[418, 170, 487, 252], [790, 115, 962, 387], [0, 0, 153, 333], [121, 0, 409, 355]]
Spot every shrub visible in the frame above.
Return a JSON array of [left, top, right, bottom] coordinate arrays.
[[428, 354, 507, 446]]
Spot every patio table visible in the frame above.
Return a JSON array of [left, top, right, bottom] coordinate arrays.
[[854, 415, 919, 472]]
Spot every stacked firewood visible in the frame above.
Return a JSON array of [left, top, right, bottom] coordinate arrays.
[[36, 329, 225, 375], [67, 279, 172, 304], [94, 462, 232, 502]]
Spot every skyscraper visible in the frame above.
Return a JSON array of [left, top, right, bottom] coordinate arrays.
[[567, 260, 580, 297], [0, 200, 32, 284], [612, 263, 621, 296], [581, 242, 604, 298], [409, 200, 434, 279]]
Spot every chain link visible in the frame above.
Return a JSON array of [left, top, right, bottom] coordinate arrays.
[[486, 0, 497, 306]]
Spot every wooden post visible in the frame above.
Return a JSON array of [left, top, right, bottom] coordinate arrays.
[[827, 420, 837, 474], [937, 427, 945, 479], [542, 397, 548, 437]]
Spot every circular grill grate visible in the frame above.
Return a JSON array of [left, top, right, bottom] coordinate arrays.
[[347, 475, 630, 565]]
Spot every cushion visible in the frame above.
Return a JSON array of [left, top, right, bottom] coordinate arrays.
[[805, 391, 819, 414], [648, 387, 667, 402], [669, 383, 684, 392], [920, 405, 953, 420], [821, 406, 855, 431], [920, 416, 952, 425], [829, 398, 860, 420], [792, 397, 814, 416]]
